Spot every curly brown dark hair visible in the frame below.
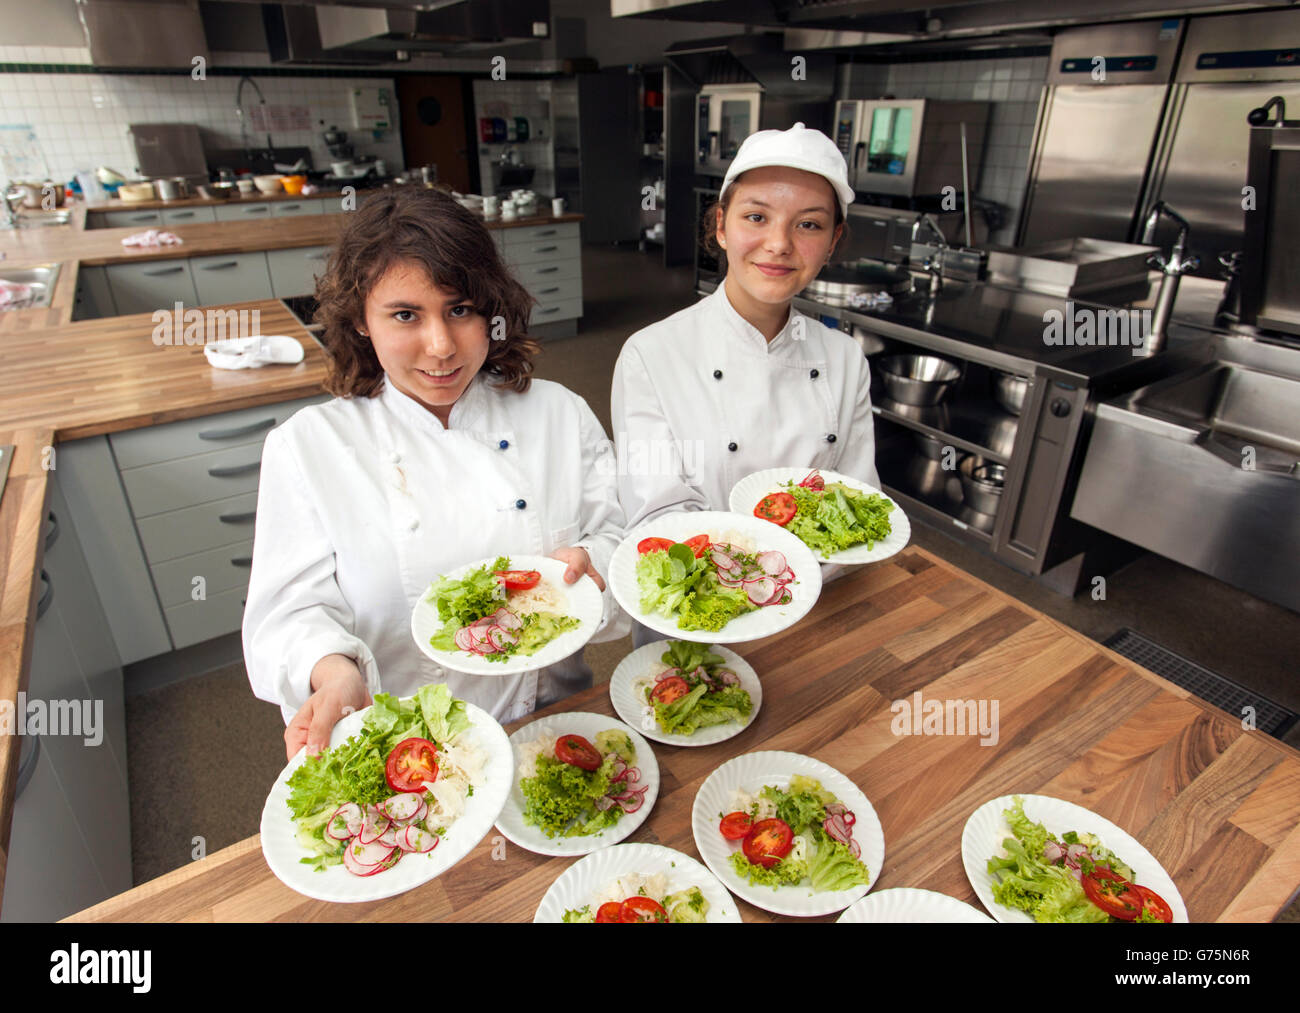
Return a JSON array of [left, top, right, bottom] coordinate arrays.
[[700, 169, 848, 265], [314, 186, 540, 397]]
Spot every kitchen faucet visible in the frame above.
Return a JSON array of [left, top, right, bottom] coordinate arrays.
[[235, 76, 275, 165], [911, 213, 949, 293], [1140, 201, 1199, 354]]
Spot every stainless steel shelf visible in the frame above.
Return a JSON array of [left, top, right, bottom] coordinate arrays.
[[876, 439, 997, 545], [872, 393, 1020, 466]]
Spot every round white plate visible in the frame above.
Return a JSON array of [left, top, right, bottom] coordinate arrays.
[[609, 510, 823, 644], [412, 555, 603, 676], [260, 699, 513, 904], [533, 843, 742, 923], [691, 750, 885, 917], [728, 467, 911, 566], [495, 711, 659, 857], [961, 793, 1189, 923], [837, 887, 994, 923], [608, 641, 762, 747]]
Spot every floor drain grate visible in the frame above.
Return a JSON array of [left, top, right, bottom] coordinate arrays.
[[1103, 628, 1298, 740]]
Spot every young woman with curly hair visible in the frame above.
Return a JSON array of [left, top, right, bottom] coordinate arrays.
[[243, 187, 626, 759]]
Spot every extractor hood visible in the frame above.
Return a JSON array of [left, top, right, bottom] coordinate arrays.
[[314, 0, 550, 55], [77, 0, 210, 69], [666, 33, 835, 97]]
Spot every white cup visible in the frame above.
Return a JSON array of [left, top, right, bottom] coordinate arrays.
[[501, 199, 518, 221], [551, 197, 566, 217], [482, 195, 500, 217]]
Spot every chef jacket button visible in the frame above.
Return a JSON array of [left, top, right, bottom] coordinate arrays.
[[826, 434, 837, 443], [727, 442, 738, 452], [498, 439, 509, 450], [409, 518, 419, 531], [389, 451, 401, 463], [515, 498, 527, 510], [810, 368, 819, 379], [713, 369, 723, 379]]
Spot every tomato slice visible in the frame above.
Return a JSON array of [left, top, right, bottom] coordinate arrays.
[[742, 817, 794, 869], [554, 733, 602, 772], [637, 537, 675, 555], [619, 896, 668, 923], [683, 534, 710, 558], [385, 737, 439, 792], [1082, 867, 1145, 921], [495, 569, 541, 591], [1134, 885, 1174, 923], [650, 675, 690, 705], [719, 811, 753, 841], [754, 492, 798, 526], [595, 901, 624, 923]]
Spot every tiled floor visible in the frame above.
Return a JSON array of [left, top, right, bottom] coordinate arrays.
[[125, 244, 1299, 919]]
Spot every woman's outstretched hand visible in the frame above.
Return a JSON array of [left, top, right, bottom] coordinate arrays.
[[285, 654, 372, 761], [549, 545, 606, 591]]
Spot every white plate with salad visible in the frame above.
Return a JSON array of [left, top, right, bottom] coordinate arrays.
[[534, 843, 742, 923], [411, 554, 603, 676], [691, 750, 885, 917], [609, 510, 823, 644], [836, 887, 994, 923], [962, 794, 1188, 924], [495, 711, 660, 857], [729, 467, 910, 565], [260, 684, 513, 904], [608, 640, 762, 747]]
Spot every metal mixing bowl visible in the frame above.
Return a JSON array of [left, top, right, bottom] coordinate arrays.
[[915, 431, 948, 460], [958, 454, 1007, 515], [992, 371, 1031, 416], [876, 354, 962, 406]]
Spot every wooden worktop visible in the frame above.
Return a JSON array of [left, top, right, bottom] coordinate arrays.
[[0, 300, 329, 900], [81, 190, 352, 213], [65, 547, 1300, 923]]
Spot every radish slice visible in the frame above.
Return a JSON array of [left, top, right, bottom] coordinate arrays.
[[453, 627, 474, 651], [777, 567, 795, 584], [654, 667, 680, 683], [618, 787, 648, 813], [379, 792, 424, 822], [358, 810, 391, 845], [348, 838, 397, 867], [746, 578, 776, 605], [756, 551, 787, 575], [710, 550, 735, 571], [398, 826, 439, 853], [342, 841, 394, 877], [328, 803, 363, 840], [594, 794, 617, 811], [717, 669, 739, 686], [497, 610, 523, 631], [378, 825, 400, 848], [717, 573, 744, 588], [760, 582, 786, 606]]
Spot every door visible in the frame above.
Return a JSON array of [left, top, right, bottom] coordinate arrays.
[[396, 75, 472, 194]]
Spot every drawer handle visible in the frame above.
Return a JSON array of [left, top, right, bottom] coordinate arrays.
[[536, 267, 559, 274], [535, 229, 557, 236], [245, 207, 269, 214], [142, 265, 185, 276], [208, 461, 261, 478], [37, 570, 53, 620], [537, 287, 560, 295], [537, 306, 560, 314], [15, 734, 41, 800], [230, 556, 253, 568], [45, 511, 59, 551], [198, 417, 275, 441], [172, 211, 196, 219], [200, 260, 240, 271], [219, 510, 257, 524], [132, 214, 156, 222], [305, 252, 329, 261], [281, 204, 301, 210], [534, 245, 559, 253]]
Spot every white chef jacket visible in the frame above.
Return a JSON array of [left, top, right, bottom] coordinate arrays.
[[611, 283, 881, 531], [243, 373, 628, 727]]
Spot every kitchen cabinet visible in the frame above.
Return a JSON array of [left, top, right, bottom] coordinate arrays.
[[0, 478, 131, 922], [190, 251, 274, 306], [272, 199, 328, 217], [496, 223, 583, 329], [71, 264, 116, 321], [266, 246, 332, 298], [213, 202, 275, 223], [98, 208, 162, 229], [105, 257, 198, 316], [159, 205, 217, 227]]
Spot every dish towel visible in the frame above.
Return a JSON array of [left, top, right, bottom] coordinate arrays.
[[121, 229, 183, 248], [204, 335, 306, 370], [0, 279, 36, 310]]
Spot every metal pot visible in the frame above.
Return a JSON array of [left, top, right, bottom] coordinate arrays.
[[877, 353, 961, 406], [992, 370, 1031, 416], [851, 325, 886, 358], [915, 431, 948, 460], [959, 454, 1007, 515], [11, 181, 43, 208], [803, 263, 913, 308], [154, 177, 182, 201]]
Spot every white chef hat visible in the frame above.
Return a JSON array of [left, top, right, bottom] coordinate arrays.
[[720, 122, 854, 218]]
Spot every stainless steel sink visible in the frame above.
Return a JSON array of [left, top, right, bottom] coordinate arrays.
[[0, 263, 60, 309], [12, 209, 72, 228]]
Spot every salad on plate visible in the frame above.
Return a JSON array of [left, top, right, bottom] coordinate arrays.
[[516, 727, 648, 838], [561, 872, 710, 923], [986, 796, 1175, 923], [633, 639, 753, 737], [718, 774, 871, 893], [754, 470, 895, 560]]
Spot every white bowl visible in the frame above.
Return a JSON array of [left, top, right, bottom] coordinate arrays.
[[253, 175, 282, 194]]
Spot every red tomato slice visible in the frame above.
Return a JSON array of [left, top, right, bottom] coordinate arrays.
[[385, 737, 439, 792], [619, 896, 668, 922], [1082, 867, 1145, 921], [554, 734, 601, 772], [637, 537, 675, 555], [650, 675, 690, 705], [754, 492, 797, 526], [742, 818, 794, 869], [595, 901, 624, 923], [495, 569, 541, 591], [1134, 885, 1174, 923], [683, 534, 710, 558], [719, 811, 753, 841]]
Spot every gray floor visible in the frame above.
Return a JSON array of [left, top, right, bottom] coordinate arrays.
[[124, 244, 1299, 919]]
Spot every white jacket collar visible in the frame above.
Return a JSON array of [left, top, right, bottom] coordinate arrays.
[[710, 280, 800, 354], [378, 370, 490, 432]]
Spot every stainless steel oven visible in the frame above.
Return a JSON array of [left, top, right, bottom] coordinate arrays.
[[696, 84, 762, 176], [833, 99, 989, 198]]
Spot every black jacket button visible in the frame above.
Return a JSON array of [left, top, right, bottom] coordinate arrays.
[[727, 442, 738, 452], [826, 434, 837, 443], [713, 369, 723, 379], [810, 369, 819, 379], [515, 499, 527, 509], [498, 439, 509, 450]]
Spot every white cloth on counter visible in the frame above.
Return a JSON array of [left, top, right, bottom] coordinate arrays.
[[204, 335, 305, 370], [120, 229, 183, 248], [243, 373, 629, 727]]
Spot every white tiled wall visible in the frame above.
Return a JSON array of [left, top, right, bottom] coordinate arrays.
[[472, 78, 555, 198], [0, 47, 405, 185], [844, 54, 1049, 245]]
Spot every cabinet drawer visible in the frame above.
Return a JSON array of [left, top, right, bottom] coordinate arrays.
[[109, 394, 325, 469], [213, 201, 275, 222], [135, 491, 258, 563], [503, 222, 580, 246], [121, 444, 266, 517], [266, 245, 332, 298], [160, 205, 217, 226], [502, 236, 581, 267], [272, 199, 327, 217], [164, 583, 248, 649], [101, 208, 162, 228], [105, 258, 198, 316], [530, 295, 583, 325], [190, 251, 274, 306], [524, 273, 581, 303], [512, 258, 581, 288], [151, 539, 254, 608]]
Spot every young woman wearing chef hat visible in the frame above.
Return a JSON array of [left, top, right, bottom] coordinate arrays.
[[611, 123, 880, 641], [244, 187, 627, 759]]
